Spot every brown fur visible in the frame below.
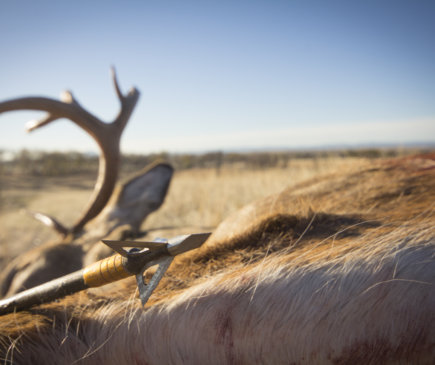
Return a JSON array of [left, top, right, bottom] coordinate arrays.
[[0, 154, 434, 364]]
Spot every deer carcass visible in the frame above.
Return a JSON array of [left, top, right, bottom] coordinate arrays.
[[0, 152, 433, 364]]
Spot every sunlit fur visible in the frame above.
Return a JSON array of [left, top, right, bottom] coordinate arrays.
[[1, 154, 434, 364]]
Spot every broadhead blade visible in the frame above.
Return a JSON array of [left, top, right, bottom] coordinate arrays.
[[102, 239, 168, 257], [136, 256, 173, 306], [167, 232, 211, 256], [102, 232, 211, 258]]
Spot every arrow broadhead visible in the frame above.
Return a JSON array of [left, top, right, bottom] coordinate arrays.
[[103, 232, 211, 257], [101, 239, 168, 257], [102, 232, 211, 306], [167, 232, 211, 256]]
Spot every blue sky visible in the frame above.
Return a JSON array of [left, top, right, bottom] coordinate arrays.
[[1, 0, 434, 153]]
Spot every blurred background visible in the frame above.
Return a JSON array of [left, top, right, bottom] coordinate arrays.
[[1, 0, 434, 155]]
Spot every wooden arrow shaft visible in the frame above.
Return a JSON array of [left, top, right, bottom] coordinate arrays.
[[83, 254, 130, 287], [0, 270, 86, 315]]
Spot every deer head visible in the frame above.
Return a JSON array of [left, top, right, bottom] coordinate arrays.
[[0, 69, 173, 296]]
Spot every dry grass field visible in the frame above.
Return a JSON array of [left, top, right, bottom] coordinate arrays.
[[0, 156, 369, 266]]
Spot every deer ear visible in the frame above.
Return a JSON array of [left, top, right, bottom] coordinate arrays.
[[104, 162, 174, 233]]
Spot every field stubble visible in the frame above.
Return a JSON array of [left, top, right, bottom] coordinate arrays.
[[0, 157, 368, 265]]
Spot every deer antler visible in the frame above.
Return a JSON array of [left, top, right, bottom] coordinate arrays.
[[0, 68, 140, 236]]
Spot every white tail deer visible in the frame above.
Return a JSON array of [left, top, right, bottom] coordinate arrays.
[[0, 111, 434, 362], [0, 69, 174, 297]]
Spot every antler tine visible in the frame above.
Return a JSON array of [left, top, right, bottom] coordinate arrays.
[[111, 66, 124, 102], [0, 69, 140, 236], [111, 66, 140, 133], [71, 69, 140, 234]]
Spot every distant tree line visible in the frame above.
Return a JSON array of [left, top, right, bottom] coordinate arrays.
[[0, 147, 431, 177], [0, 150, 98, 176]]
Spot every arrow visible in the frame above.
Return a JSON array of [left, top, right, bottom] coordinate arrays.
[[0, 233, 211, 315]]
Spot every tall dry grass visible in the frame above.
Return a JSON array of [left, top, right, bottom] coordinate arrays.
[[146, 157, 369, 230]]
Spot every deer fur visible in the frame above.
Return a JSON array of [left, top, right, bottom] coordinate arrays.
[[0, 153, 434, 364]]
